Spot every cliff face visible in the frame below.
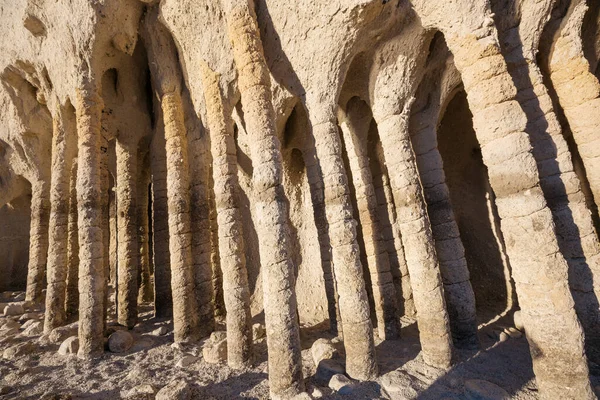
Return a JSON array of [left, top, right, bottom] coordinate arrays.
[[1, 0, 600, 398]]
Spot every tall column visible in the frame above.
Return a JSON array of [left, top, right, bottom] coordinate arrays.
[[409, 104, 478, 349], [376, 162, 415, 318], [374, 111, 453, 368], [151, 120, 173, 318], [44, 106, 77, 332], [447, 32, 593, 399], [65, 159, 79, 318], [100, 135, 110, 327], [368, 143, 416, 320], [109, 189, 117, 286], [116, 139, 138, 328], [25, 179, 50, 303], [137, 159, 153, 304], [188, 114, 215, 338], [200, 62, 253, 368], [500, 27, 600, 351], [161, 92, 199, 342], [338, 109, 399, 340], [223, 2, 304, 396], [144, 8, 198, 341], [309, 117, 378, 379], [305, 147, 342, 335], [75, 88, 105, 358], [549, 0, 600, 208], [208, 171, 225, 318]]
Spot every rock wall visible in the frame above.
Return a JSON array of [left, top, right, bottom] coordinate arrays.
[[0, 0, 599, 398]]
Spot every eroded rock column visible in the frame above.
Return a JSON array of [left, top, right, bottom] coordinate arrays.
[[137, 159, 153, 304], [144, 11, 199, 341], [161, 92, 199, 342], [499, 23, 600, 350], [304, 146, 342, 334], [187, 112, 215, 338], [100, 135, 110, 327], [200, 62, 253, 368], [44, 105, 77, 332], [75, 88, 105, 357], [549, 1, 600, 208], [151, 118, 173, 318], [208, 175, 225, 318], [375, 161, 415, 318], [116, 139, 138, 328], [409, 102, 479, 349], [223, 1, 304, 396], [309, 114, 378, 379], [65, 159, 79, 318], [448, 32, 593, 398], [338, 107, 399, 340], [374, 110, 453, 368], [25, 180, 50, 303]]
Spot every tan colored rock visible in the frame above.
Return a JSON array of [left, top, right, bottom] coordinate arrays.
[[444, 28, 594, 400], [464, 379, 509, 400], [3, 342, 35, 360], [144, 10, 199, 343], [25, 180, 50, 304], [3, 303, 24, 316], [223, 1, 304, 396], [64, 159, 79, 319], [22, 321, 43, 336], [328, 374, 354, 394], [200, 61, 252, 368], [155, 380, 192, 400], [58, 336, 79, 355], [108, 330, 134, 353], [310, 338, 338, 366], [115, 138, 139, 329], [75, 88, 106, 358], [44, 106, 77, 333], [252, 323, 266, 341], [175, 355, 198, 368], [202, 334, 227, 364], [1, 1, 600, 398], [338, 102, 400, 340]]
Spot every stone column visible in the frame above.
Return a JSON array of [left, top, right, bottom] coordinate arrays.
[[447, 32, 593, 399], [162, 92, 200, 342], [151, 120, 173, 318], [115, 139, 139, 328], [200, 62, 253, 368], [305, 146, 343, 335], [109, 189, 117, 286], [188, 114, 215, 338], [44, 106, 77, 332], [500, 27, 600, 351], [549, 1, 600, 208], [100, 135, 110, 327], [137, 157, 153, 304], [223, 2, 304, 396], [208, 172, 225, 318], [369, 144, 415, 320], [376, 163, 415, 318], [338, 108, 399, 340], [144, 7, 199, 342], [374, 111, 453, 368], [65, 159, 79, 318], [409, 104, 478, 349], [25, 179, 50, 303], [75, 88, 105, 358], [309, 116, 378, 379]]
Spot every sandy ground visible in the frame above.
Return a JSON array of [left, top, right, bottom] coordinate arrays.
[[1, 291, 598, 400]]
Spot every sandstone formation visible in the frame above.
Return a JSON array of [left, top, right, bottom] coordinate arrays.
[[1, 0, 600, 399]]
